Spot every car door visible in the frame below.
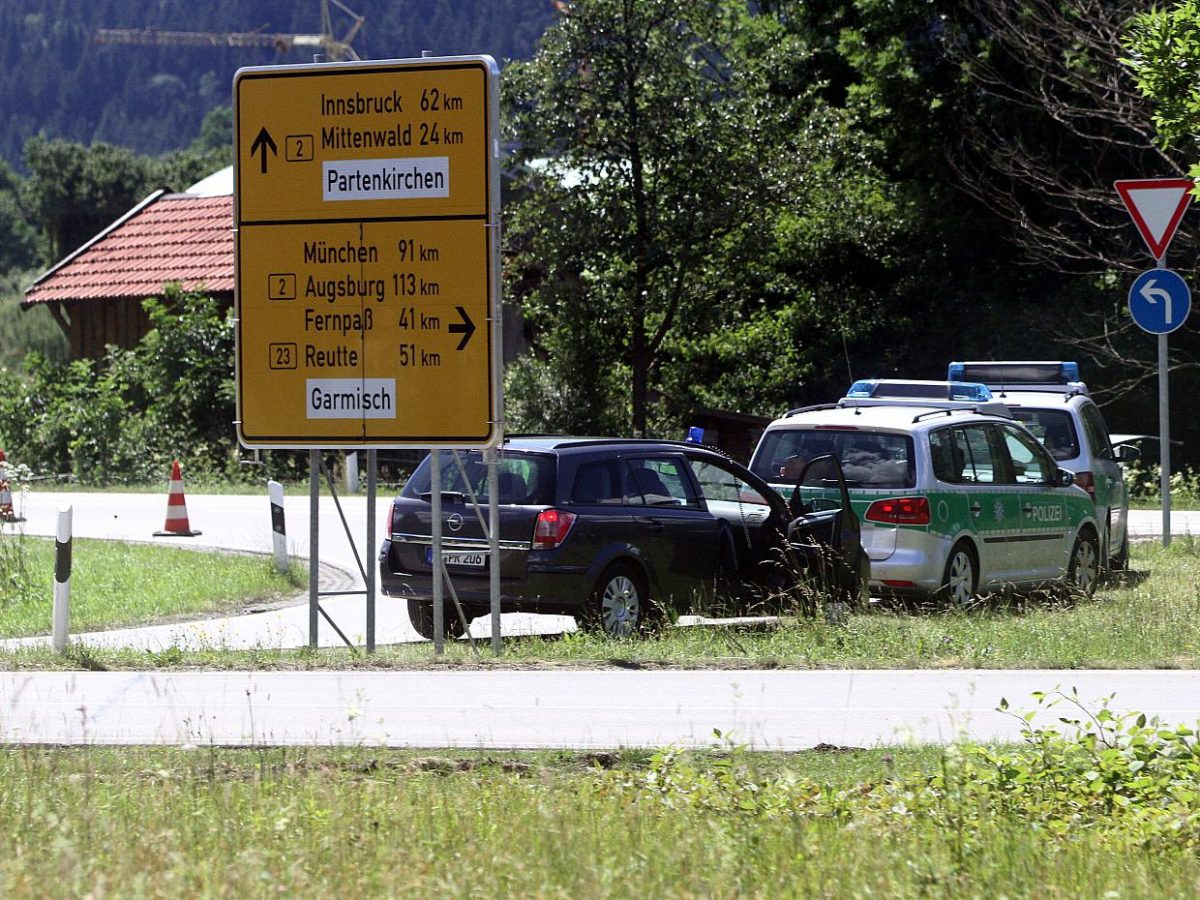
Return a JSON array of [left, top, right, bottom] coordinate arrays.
[[954, 424, 1025, 587], [999, 423, 1070, 580], [687, 454, 786, 583], [622, 453, 720, 603], [1080, 401, 1127, 559]]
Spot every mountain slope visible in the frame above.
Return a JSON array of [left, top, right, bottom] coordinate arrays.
[[0, 0, 553, 169]]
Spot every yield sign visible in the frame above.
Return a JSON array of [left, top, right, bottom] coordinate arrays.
[[1114, 178, 1194, 260]]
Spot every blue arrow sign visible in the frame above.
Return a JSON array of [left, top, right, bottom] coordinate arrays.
[[1129, 269, 1191, 335]]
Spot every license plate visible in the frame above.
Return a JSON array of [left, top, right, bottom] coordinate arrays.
[[426, 548, 488, 568]]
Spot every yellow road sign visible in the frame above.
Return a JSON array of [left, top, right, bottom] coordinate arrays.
[[234, 56, 500, 447]]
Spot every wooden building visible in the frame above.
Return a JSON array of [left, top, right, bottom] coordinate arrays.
[[22, 190, 234, 360]]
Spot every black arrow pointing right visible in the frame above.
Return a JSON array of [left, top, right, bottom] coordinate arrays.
[[250, 126, 278, 175], [448, 306, 476, 351]]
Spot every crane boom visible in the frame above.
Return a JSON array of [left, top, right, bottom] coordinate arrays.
[[94, 1, 363, 61]]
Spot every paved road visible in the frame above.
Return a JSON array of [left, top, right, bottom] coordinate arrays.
[[2, 486, 574, 651], [3, 668, 1198, 750]]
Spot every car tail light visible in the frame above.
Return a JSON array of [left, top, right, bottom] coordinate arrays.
[[865, 497, 931, 525], [1074, 470, 1095, 501], [533, 508, 577, 549], [387, 500, 397, 533]]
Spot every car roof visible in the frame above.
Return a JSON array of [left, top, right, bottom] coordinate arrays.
[[766, 403, 1011, 433], [497, 435, 736, 457], [990, 388, 1092, 408]]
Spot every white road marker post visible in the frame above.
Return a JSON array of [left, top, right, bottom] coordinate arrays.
[[52, 505, 72, 653], [268, 480, 288, 573]]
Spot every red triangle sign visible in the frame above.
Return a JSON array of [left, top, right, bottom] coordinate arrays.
[[1115, 178, 1194, 260]]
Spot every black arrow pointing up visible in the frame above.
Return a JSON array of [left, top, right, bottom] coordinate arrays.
[[250, 126, 278, 174], [448, 306, 476, 351]]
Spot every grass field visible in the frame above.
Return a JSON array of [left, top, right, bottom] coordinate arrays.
[[3, 539, 1196, 672], [0, 534, 303, 639], [3, 699, 1200, 898]]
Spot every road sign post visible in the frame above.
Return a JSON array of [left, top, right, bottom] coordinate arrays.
[[234, 56, 502, 448], [1116, 178, 1194, 548], [235, 56, 504, 653]]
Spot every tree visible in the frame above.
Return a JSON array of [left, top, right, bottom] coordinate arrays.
[[505, 0, 770, 434], [21, 135, 229, 267], [22, 136, 153, 264], [1125, 1, 1200, 158], [504, 0, 907, 434]]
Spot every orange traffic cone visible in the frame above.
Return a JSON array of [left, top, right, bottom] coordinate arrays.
[[154, 460, 201, 537]]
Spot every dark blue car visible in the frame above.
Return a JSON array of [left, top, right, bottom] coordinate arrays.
[[379, 437, 866, 638]]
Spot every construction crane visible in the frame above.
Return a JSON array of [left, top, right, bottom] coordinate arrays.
[[94, 0, 365, 62]]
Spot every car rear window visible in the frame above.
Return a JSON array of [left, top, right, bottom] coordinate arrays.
[[403, 450, 556, 505], [752, 429, 915, 489], [1009, 409, 1079, 461]]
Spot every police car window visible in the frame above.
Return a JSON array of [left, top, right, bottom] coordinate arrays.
[[1001, 426, 1052, 485], [625, 458, 702, 508], [954, 425, 999, 484], [929, 428, 962, 483], [752, 429, 914, 489], [1010, 409, 1079, 462], [1081, 404, 1113, 460]]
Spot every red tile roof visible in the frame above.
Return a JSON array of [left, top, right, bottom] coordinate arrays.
[[23, 192, 233, 306]]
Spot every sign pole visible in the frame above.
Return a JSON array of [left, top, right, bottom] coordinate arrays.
[[430, 450, 445, 655], [1116, 178, 1193, 549], [309, 449, 320, 648], [1159, 330, 1171, 548], [366, 448, 376, 652], [1158, 243, 1171, 549]]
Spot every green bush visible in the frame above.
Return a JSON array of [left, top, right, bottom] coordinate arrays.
[[609, 690, 1200, 856], [0, 287, 311, 485], [1125, 460, 1200, 508]]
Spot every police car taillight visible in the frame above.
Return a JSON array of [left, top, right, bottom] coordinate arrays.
[[533, 509, 577, 549], [1073, 470, 1096, 502], [865, 497, 931, 525]]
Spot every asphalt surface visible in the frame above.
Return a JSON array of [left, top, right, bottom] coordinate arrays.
[[4, 668, 1199, 750], [1, 486, 575, 651]]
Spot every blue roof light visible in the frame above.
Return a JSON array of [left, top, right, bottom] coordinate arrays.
[[844, 379, 992, 401], [947, 382, 992, 402], [948, 361, 1082, 386]]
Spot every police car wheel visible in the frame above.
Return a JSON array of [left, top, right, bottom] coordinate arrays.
[[1067, 532, 1100, 598], [939, 541, 978, 608]]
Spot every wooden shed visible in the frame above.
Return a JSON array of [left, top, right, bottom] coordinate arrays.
[[22, 190, 234, 360]]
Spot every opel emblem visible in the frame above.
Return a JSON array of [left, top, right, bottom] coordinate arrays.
[[446, 513, 464, 532]]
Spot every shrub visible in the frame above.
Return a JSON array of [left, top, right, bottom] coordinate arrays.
[[0, 288, 244, 483]]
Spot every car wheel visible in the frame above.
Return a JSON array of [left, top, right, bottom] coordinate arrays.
[[938, 541, 978, 608], [1067, 530, 1100, 598], [407, 599, 469, 641], [588, 562, 646, 637]]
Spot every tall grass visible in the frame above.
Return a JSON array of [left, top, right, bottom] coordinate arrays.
[[0, 533, 303, 637], [1, 540, 1196, 670], [1, 720, 1199, 899]]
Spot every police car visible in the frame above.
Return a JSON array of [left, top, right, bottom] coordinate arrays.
[[747, 386, 1101, 605], [948, 361, 1137, 569]]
